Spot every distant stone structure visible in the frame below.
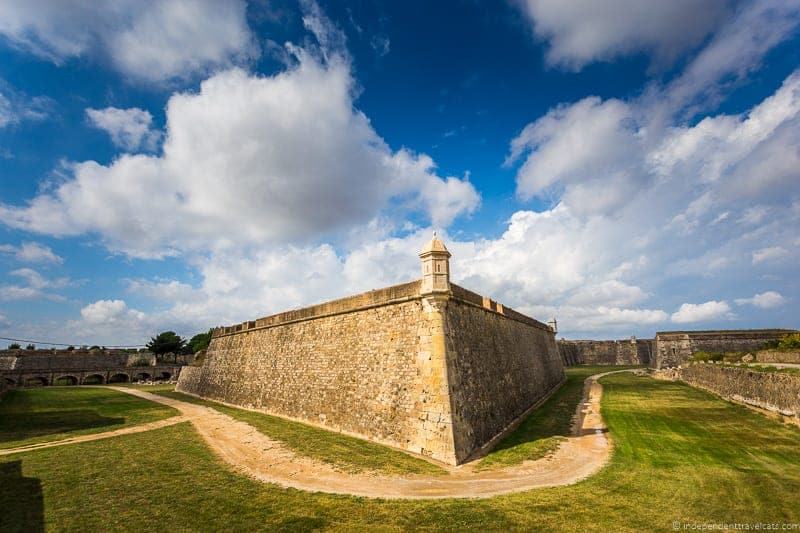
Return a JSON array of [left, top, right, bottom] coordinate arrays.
[[178, 235, 564, 465], [558, 337, 652, 366], [0, 349, 183, 387], [653, 329, 796, 368], [557, 329, 796, 369]]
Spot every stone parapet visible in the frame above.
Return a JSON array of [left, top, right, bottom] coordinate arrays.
[[755, 350, 800, 364], [656, 363, 800, 424], [557, 339, 653, 366], [213, 281, 422, 337]]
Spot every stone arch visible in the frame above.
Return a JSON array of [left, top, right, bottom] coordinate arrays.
[[157, 371, 171, 381], [133, 372, 151, 382], [24, 376, 48, 387], [54, 375, 78, 386], [3, 377, 15, 387], [108, 373, 129, 383], [82, 374, 105, 385]]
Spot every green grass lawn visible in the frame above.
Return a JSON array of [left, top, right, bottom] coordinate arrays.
[[2, 371, 799, 531], [148, 366, 625, 474], [152, 389, 445, 476], [0, 387, 178, 450], [724, 363, 800, 375], [477, 365, 640, 469]]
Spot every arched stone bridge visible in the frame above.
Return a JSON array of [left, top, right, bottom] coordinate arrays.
[[1, 365, 183, 387]]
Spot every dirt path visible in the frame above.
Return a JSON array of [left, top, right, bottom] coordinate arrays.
[[745, 362, 800, 369], [0, 415, 188, 456], [101, 370, 625, 499]]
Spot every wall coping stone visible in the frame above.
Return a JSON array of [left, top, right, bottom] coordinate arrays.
[[212, 280, 554, 339]]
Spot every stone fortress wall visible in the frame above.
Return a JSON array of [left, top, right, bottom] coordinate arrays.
[[0, 349, 155, 371], [0, 349, 183, 386], [444, 285, 563, 460], [654, 363, 800, 424], [178, 236, 564, 465], [558, 338, 652, 366], [653, 329, 796, 368], [557, 330, 796, 369]]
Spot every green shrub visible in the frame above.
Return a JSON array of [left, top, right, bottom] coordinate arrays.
[[692, 351, 723, 362], [778, 333, 800, 350]]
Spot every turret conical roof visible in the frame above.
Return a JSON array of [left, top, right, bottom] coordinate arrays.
[[419, 232, 451, 257]]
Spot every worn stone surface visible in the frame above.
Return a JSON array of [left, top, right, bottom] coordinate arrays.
[[755, 350, 800, 364], [178, 285, 563, 465], [557, 339, 652, 366], [178, 236, 564, 465], [656, 363, 800, 422], [444, 297, 564, 460], [179, 292, 458, 463], [0, 349, 182, 386], [653, 330, 796, 368]]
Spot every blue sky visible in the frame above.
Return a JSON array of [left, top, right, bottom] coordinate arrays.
[[0, 0, 798, 345]]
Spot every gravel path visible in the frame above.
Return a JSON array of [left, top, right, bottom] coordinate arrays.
[[0, 415, 188, 456], [1, 371, 624, 498], [105, 371, 623, 499]]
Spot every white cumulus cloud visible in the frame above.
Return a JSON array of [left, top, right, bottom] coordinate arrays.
[[0, 242, 63, 264], [671, 300, 733, 324], [0, 49, 478, 258], [0, 268, 71, 301], [735, 291, 786, 309], [86, 107, 161, 152], [80, 299, 144, 325], [0, 0, 258, 82], [517, 0, 734, 70]]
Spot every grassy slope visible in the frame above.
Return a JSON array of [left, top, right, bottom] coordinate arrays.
[[477, 365, 640, 469], [0, 387, 178, 450], [152, 389, 445, 475], [150, 366, 623, 473], [2, 371, 799, 531]]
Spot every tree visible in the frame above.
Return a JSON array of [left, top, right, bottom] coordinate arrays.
[[146, 331, 186, 363], [8, 343, 20, 350], [25, 344, 35, 350], [188, 329, 214, 354]]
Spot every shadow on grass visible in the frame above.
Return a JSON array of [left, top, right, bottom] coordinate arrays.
[[477, 367, 638, 469], [475, 375, 586, 469], [0, 461, 44, 533], [0, 411, 124, 445]]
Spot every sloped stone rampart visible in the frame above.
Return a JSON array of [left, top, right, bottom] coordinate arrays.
[[656, 363, 800, 422], [178, 281, 564, 465], [557, 339, 652, 366], [443, 297, 564, 460]]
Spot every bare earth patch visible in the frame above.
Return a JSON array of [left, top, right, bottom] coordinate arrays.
[[93, 371, 621, 499], [0, 415, 187, 456]]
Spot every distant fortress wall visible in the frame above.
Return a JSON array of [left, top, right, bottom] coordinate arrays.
[[178, 236, 564, 465], [0, 349, 154, 371], [557, 339, 652, 366], [653, 329, 797, 368]]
